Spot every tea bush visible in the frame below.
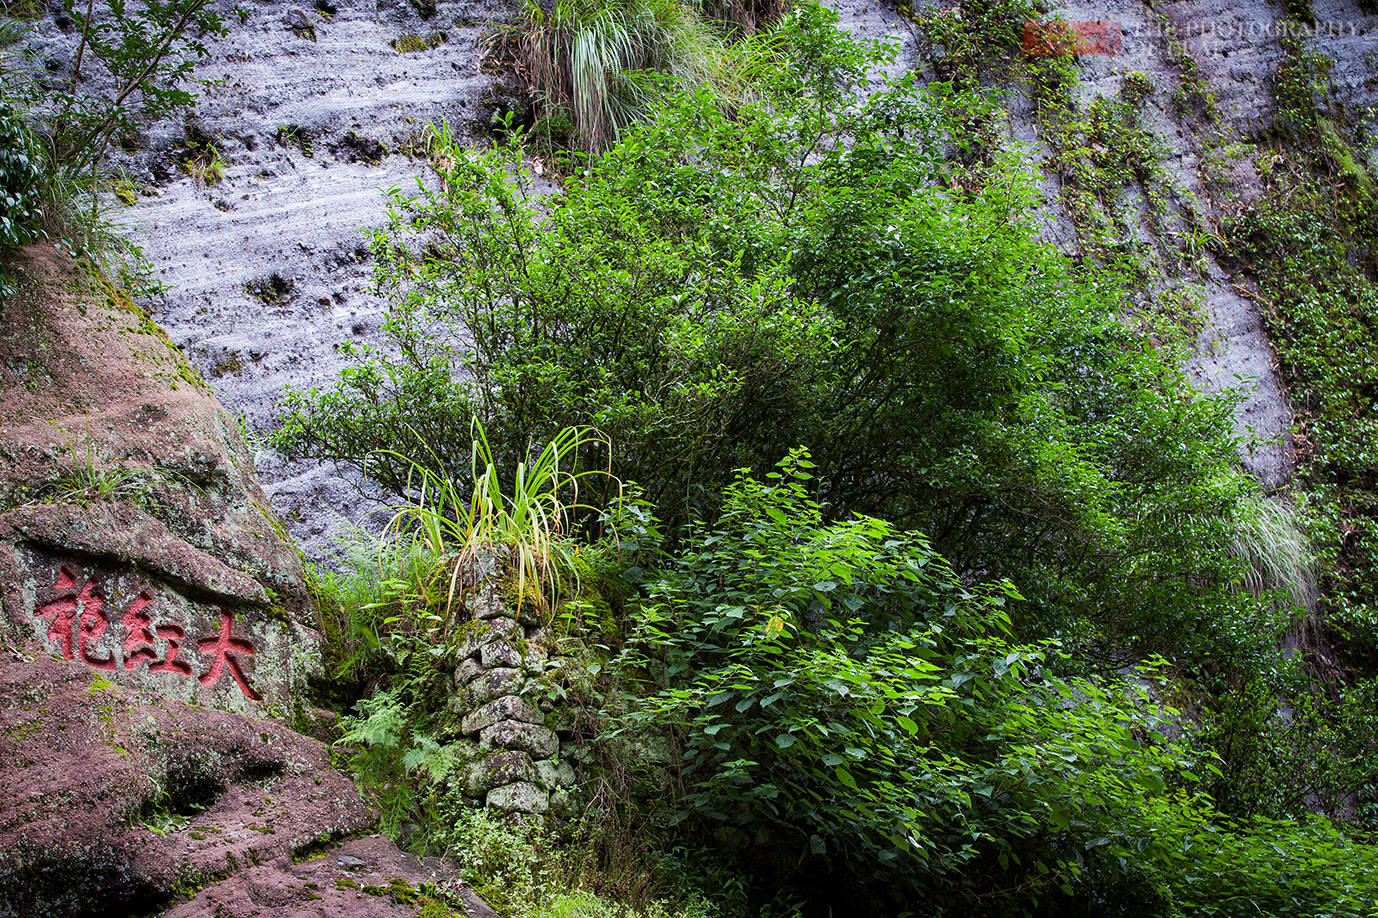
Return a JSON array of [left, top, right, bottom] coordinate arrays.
[[618, 456, 1378, 914]]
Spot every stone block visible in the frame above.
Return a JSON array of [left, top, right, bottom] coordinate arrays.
[[485, 781, 549, 814], [479, 720, 559, 758], [456, 619, 523, 661], [535, 757, 576, 789], [461, 695, 544, 735], [457, 750, 537, 796], [463, 667, 524, 708], [469, 580, 509, 621], [454, 657, 483, 686], [479, 639, 525, 669]]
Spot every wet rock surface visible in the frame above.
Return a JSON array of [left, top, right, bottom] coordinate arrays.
[[0, 245, 317, 715]]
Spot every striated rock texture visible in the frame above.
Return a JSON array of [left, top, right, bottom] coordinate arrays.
[[0, 652, 374, 918], [0, 245, 317, 716], [18, 0, 518, 562]]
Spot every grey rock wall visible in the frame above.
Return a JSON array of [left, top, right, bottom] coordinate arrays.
[[20, 0, 516, 561], [18, 0, 1378, 565]]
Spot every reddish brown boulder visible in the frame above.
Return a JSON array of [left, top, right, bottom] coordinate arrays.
[[0, 245, 317, 715], [162, 835, 497, 918], [0, 652, 375, 917]]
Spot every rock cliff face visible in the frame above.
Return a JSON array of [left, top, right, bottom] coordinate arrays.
[[25, 0, 1367, 558], [0, 648, 501, 918], [0, 245, 317, 716], [20, 0, 514, 561]]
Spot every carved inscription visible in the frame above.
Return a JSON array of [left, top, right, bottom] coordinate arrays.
[[33, 566, 260, 701]]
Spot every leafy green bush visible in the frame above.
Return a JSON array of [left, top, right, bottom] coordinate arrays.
[[618, 455, 1378, 914], [277, 6, 1280, 671], [0, 104, 45, 253]]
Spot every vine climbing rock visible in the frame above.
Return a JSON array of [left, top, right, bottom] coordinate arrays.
[[0, 244, 319, 716]]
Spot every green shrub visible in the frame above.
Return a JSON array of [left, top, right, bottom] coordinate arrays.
[[618, 455, 1378, 914], [0, 104, 45, 253]]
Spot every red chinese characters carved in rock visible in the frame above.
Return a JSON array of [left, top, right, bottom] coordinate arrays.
[[122, 590, 193, 676], [33, 568, 115, 671], [196, 609, 262, 702], [34, 567, 260, 701]]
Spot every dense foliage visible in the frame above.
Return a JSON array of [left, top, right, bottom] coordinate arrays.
[[286, 7, 1378, 916], [619, 456, 1378, 915], [317, 452, 1378, 916], [0, 104, 43, 253], [277, 7, 1288, 675]]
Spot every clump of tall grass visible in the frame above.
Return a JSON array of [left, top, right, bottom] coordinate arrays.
[[381, 421, 618, 635], [513, 0, 728, 151], [1231, 496, 1317, 612]]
